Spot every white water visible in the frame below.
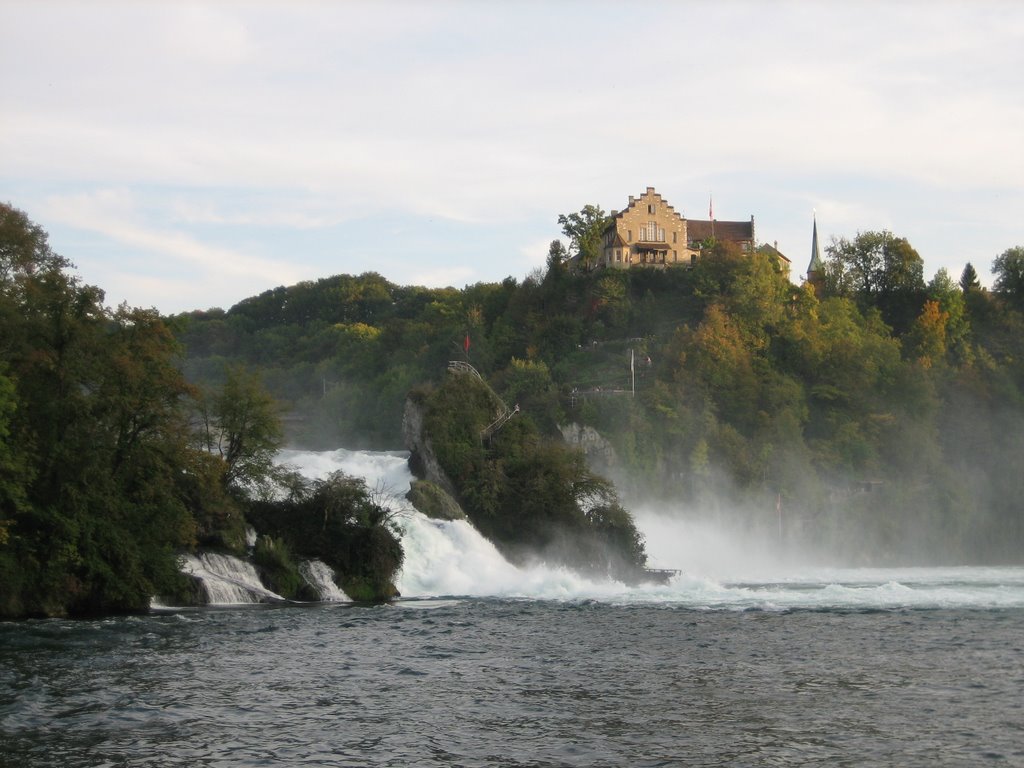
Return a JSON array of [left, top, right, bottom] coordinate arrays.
[[278, 448, 1024, 611], [180, 552, 286, 605], [299, 559, 350, 602]]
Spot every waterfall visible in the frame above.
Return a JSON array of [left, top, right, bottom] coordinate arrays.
[[272, 449, 1024, 610], [279, 448, 628, 600], [299, 559, 350, 602], [181, 552, 286, 605]]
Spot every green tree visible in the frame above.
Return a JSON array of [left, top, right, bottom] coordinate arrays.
[[992, 246, 1024, 310], [557, 204, 608, 271], [959, 262, 981, 292], [825, 230, 925, 332], [0, 204, 206, 616], [196, 365, 284, 497], [0, 367, 27, 545]]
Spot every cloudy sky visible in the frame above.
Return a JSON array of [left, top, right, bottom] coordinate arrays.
[[3, 1, 1022, 314]]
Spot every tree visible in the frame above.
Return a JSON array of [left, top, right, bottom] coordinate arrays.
[[905, 300, 949, 367], [0, 367, 27, 546], [557, 204, 608, 270], [546, 239, 569, 270], [0, 205, 210, 616], [960, 262, 981, 292], [825, 230, 925, 332], [992, 246, 1024, 310], [0, 203, 70, 288], [927, 269, 970, 363], [196, 365, 284, 496]]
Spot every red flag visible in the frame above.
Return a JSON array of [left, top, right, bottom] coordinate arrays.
[[464, 333, 471, 353]]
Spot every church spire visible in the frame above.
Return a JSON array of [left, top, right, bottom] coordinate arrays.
[[806, 212, 825, 296]]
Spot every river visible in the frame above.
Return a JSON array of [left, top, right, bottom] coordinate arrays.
[[1, 449, 1022, 766]]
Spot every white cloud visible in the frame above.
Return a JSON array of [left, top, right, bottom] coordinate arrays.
[[3, 1, 1023, 311], [42, 189, 303, 291]]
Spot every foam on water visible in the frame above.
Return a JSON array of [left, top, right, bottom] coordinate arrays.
[[278, 448, 1024, 610]]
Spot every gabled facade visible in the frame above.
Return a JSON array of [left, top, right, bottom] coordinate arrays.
[[599, 187, 761, 270]]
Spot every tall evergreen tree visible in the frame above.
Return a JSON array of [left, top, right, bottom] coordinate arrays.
[[959, 262, 981, 292]]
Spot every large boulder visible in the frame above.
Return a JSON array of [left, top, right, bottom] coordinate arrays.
[[406, 479, 466, 521]]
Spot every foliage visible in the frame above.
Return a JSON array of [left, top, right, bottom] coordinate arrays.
[[419, 372, 647, 578], [992, 246, 1024, 310], [252, 535, 307, 599], [246, 471, 403, 600], [824, 230, 925, 332], [557, 204, 609, 271], [194, 365, 284, 497], [959, 262, 980, 292], [0, 203, 207, 617]]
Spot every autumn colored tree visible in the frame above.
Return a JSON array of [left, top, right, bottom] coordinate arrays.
[[905, 300, 949, 367]]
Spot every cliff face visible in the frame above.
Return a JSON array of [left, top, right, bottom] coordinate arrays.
[[402, 396, 465, 520]]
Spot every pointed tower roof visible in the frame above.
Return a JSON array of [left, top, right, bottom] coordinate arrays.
[[807, 214, 824, 274]]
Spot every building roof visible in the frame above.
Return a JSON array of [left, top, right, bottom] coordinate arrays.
[[608, 230, 627, 247], [756, 243, 791, 264], [686, 218, 754, 243]]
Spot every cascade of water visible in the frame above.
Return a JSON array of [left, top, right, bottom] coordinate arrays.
[[299, 559, 350, 602], [279, 448, 628, 600], [274, 449, 1024, 609], [181, 553, 286, 605]]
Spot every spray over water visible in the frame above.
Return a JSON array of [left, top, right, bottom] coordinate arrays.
[[278, 448, 1024, 610]]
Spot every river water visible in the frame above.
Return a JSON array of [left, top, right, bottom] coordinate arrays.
[[2, 449, 1023, 767]]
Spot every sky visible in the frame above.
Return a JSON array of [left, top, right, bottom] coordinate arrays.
[[3, 0, 1023, 315]]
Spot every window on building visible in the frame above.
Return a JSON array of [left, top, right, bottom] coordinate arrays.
[[627, 230, 632, 242], [648, 203, 656, 214], [672, 231, 677, 243]]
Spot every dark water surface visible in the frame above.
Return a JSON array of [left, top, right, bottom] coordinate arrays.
[[2, 600, 1023, 767]]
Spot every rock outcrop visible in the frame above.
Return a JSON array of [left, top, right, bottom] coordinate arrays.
[[402, 395, 467, 520]]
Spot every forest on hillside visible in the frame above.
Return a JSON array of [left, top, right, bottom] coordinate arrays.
[[174, 211, 1024, 565]]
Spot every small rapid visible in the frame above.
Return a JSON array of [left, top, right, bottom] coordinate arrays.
[[180, 552, 286, 605]]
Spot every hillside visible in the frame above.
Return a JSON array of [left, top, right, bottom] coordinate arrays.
[[174, 236, 1024, 565]]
